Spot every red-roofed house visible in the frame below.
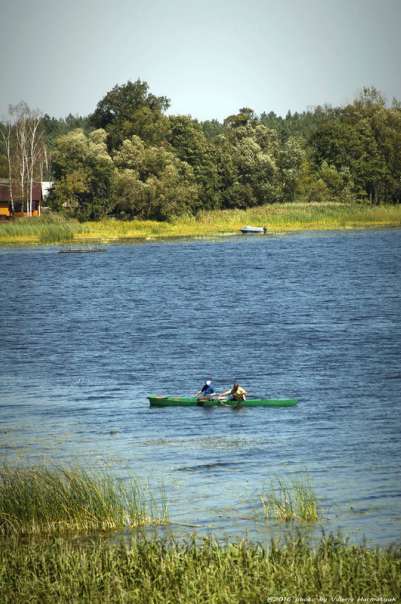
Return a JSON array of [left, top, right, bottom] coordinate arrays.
[[0, 181, 43, 218]]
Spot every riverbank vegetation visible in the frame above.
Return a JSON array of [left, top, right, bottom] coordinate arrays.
[[0, 465, 168, 536], [0, 214, 84, 244], [261, 477, 319, 522], [0, 464, 400, 600], [1, 81, 401, 224], [1, 202, 401, 245], [1, 534, 399, 603]]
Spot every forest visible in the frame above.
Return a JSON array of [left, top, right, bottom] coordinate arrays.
[[1, 81, 401, 221]]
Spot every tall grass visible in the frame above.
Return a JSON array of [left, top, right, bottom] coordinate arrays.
[[0, 215, 85, 244], [0, 534, 399, 602], [192, 202, 401, 233], [1, 202, 401, 245], [261, 476, 319, 522], [78, 203, 401, 241], [0, 465, 168, 536]]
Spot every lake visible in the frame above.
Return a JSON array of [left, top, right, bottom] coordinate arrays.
[[1, 228, 400, 545]]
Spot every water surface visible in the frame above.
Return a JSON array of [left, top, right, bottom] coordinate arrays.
[[1, 229, 400, 545]]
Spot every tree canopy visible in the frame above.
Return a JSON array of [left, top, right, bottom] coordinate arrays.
[[90, 79, 170, 149], [2, 82, 401, 221]]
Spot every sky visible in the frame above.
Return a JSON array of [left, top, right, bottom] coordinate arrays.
[[1, 0, 401, 122]]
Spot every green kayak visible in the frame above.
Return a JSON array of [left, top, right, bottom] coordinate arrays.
[[148, 396, 297, 408]]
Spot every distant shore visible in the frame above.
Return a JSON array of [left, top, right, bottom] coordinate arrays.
[[1, 202, 401, 246]]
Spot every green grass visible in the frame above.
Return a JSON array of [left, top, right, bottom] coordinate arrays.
[[0, 534, 399, 603], [0, 464, 399, 601], [0, 465, 168, 536], [261, 477, 319, 522], [1, 202, 401, 245], [0, 215, 85, 244], [77, 202, 401, 241]]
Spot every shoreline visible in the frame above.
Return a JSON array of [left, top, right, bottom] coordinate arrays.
[[0, 223, 400, 248], [1, 201, 401, 246]]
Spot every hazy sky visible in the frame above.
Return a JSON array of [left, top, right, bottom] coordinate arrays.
[[1, 0, 400, 121]]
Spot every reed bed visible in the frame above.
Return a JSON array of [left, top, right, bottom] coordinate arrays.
[[191, 202, 401, 233], [0, 215, 85, 244], [261, 477, 319, 522], [76, 203, 401, 241], [0, 465, 168, 536], [1, 202, 401, 245], [0, 534, 399, 603]]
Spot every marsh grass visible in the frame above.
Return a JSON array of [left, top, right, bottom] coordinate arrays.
[[0, 215, 85, 244], [0, 534, 399, 603], [1, 202, 401, 245], [78, 203, 401, 241], [198, 202, 401, 232], [0, 465, 168, 536], [261, 477, 319, 522]]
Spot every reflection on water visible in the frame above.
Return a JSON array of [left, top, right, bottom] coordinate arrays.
[[1, 229, 401, 545]]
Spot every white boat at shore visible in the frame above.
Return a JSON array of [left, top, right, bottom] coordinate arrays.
[[240, 225, 266, 234]]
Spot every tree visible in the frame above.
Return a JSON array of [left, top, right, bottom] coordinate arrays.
[[167, 115, 221, 210], [0, 121, 14, 210], [308, 89, 401, 203], [296, 159, 330, 203], [112, 171, 150, 219], [224, 107, 257, 129], [20, 82, 401, 219], [42, 113, 90, 145], [277, 136, 306, 201], [49, 129, 115, 219], [0, 152, 8, 179], [215, 116, 305, 208], [146, 161, 198, 220], [90, 80, 170, 149], [0, 102, 47, 215], [113, 134, 199, 219], [201, 119, 224, 140]]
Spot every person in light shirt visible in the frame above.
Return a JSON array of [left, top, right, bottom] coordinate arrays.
[[220, 383, 247, 402]]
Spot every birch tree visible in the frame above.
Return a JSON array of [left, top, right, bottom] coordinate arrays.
[[5, 102, 45, 215], [26, 111, 44, 215], [0, 121, 14, 212]]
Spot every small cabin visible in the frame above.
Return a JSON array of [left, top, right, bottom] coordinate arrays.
[[0, 184, 12, 219], [0, 181, 43, 218]]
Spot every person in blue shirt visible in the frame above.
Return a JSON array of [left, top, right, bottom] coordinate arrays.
[[196, 380, 215, 401]]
